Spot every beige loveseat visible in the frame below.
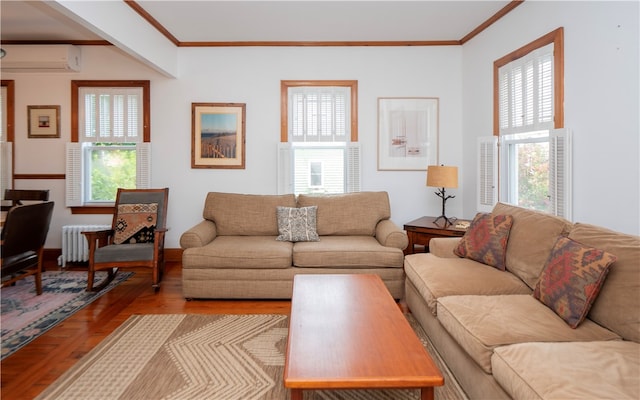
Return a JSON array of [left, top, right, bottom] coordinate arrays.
[[180, 191, 408, 299], [405, 202, 639, 399]]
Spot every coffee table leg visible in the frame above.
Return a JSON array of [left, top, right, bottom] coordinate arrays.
[[290, 389, 303, 400], [421, 387, 434, 400]]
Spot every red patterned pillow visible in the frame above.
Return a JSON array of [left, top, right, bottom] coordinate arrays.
[[453, 212, 513, 270], [533, 236, 617, 328], [113, 203, 158, 244]]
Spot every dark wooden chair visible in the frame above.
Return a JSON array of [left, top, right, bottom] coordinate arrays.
[[83, 188, 169, 292], [2, 189, 50, 211], [1, 201, 55, 295]]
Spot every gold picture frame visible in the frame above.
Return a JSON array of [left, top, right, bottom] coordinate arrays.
[[191, 103, 246, 169], [28, 105, 60, 138]]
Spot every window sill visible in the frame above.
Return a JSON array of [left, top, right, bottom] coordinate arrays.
[[70, 206, 115, 215]]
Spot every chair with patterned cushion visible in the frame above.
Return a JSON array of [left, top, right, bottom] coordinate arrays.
[[1, 201, 55, 295], [83, 188, 169, 292]]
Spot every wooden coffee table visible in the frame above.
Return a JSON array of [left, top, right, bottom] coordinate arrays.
[[284, 274, 443, 400]]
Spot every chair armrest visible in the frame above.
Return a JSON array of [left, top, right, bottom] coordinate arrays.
[[180, 220, 217, 249], [82, 229, 114, 249], [429, 237, 462, 258], [375, 219, 408, 250]]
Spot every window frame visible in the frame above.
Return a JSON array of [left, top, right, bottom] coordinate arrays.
[[70, 80, 150, 214], [489, 28, 566, 215], [493, 28, 564, 134], [279, 80, 360, 195], [500, 130, 551, 210]]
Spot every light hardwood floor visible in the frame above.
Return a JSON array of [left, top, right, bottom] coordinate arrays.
[[1, 262, 292, 399]]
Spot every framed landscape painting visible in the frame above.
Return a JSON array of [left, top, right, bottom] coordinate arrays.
[[191, 103, 246, 169], [377, 97, 439, 170]]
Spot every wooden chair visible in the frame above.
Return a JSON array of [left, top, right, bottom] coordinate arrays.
[[1, 201, 55, 295], [2, 189, 50, 211], [83, 188, 169, 292]]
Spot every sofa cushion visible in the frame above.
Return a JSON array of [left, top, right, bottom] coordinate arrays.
[[568, 223, 640, 342], [534, 236, 617, 328], [492, 202, 573, 289], [276, 206, 319, 242], [492, 341, 639, 400], [436, 294, 621, 374], [297, 192, 390, 236], [404, 253, 531, 315], [454, 212, 513, 270], [182, 236, 293, 269], [293, 236, 403, 268], [203, 192, 296, 236]]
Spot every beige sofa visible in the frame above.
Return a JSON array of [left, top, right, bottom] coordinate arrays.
[[180, 191, 408, 299], [405, 202, 639, 399]]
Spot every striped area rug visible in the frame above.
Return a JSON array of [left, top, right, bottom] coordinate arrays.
[[37, 314, 467, 400]]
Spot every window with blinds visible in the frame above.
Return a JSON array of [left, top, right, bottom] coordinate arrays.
[[66, 82, 150, 206], [279, 81, 360, 195], [480, 29, 570, 219]]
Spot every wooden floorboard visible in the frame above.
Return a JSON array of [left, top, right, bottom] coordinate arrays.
[[1, 261, 292, 399]]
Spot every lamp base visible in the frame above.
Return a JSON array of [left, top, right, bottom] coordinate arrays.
[[432, 187, 455, 227], [433, 214, 454, 227]]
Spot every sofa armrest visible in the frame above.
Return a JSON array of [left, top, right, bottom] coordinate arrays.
[[180, 220, 217, 249], [429, 237, 461, 258], [375, 219, 408, 250]]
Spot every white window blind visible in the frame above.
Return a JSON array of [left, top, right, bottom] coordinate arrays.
[[549, 128, 571, 220], [0, 86, 7, 142], [1, 142, 12, 193], [499, 44, 554, 135], [65, 142, 83, 206], [346, 143, 361, 193], [0, 86, 10, 193], [477, 136, 498, 212], [289, 87, 349, 142], [79, 87, 143, 143]]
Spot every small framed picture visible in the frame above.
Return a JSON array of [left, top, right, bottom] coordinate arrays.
[[191, 103, 246, 169], [28, 105, 60, 138]]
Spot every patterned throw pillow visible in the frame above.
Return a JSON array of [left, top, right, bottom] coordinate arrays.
[[534, 236, 617, 328], [453, 212, 514, 270], [276, 206, 319, 242], [113, 203, 158, 245]]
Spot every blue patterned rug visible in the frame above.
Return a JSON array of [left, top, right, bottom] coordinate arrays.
[[1, 270, 133, 360]]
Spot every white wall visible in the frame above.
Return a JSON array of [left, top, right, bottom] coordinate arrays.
[[4, 45, 464, 248], [462, 1, 639, 235], [5, 0, 638, 252]]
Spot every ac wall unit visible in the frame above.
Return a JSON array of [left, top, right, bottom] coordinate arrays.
[[0, 44, 81, 72]]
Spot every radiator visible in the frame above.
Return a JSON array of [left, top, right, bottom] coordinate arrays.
[[59, 224, 111, 267]]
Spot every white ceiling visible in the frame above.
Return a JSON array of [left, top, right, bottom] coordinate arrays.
[[1, 1, 513, 44]]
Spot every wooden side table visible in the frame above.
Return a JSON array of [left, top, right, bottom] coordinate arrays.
[[403, 216, 468, 255]]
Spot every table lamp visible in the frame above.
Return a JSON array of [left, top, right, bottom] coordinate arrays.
[[426, 165, 458, 226]]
